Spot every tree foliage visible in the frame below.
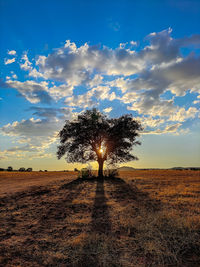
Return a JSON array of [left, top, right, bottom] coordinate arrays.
[[57, 109, 142, 177]]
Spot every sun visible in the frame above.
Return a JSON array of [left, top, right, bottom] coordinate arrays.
[[99, 148, 103, 153]]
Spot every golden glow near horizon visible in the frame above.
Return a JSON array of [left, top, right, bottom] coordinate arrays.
[[99, 148, 103, 153]]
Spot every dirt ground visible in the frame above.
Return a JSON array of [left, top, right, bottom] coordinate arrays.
[[0, 170, 200, 266], [0, 171, 77, 197]]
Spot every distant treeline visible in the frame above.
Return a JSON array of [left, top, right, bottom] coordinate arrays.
[[171, 167, 200, 171], [0, 167, 33, 172]]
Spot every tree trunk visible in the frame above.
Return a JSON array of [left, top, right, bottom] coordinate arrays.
[[98, 159, 104, 178]]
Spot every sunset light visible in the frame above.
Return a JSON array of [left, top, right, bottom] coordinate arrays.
[[1, 1, 200, 266], [0, 0, 199, 171], [99, 148, 103, 154]]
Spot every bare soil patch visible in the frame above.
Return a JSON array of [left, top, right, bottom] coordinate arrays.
[[0, 171, 77, 197]]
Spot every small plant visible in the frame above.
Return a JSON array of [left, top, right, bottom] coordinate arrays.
[[7, 166, 13, 171], [104, 168, 119, 178], [78, 168, 92, 179], [19, 167, 26, 172]]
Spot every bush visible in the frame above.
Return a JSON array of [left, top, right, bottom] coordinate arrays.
[[104, 168, 119, 178], [19, 167, 25, 172], [7, 166, 13, 171], [78, 168, 92, 179], [26, 168, 32, 172]]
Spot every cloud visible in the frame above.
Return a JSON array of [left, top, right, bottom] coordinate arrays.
[[103, 107, 112, 113], [29, 106, 75, 119], [34, 40, 144, 84], [5, 80, 53, 104], [20, 53, 32, 71], [2, 28, 200, 137], [65, 85, 117, 107], [0, 107, 75, 157], [4, 58, 15, 65], [8, 50, 16, 55], [169, 107, 198, 122], [143, 123, 182, 135], [12, 74, 17, 79]]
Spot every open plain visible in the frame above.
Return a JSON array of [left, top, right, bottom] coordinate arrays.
[[0, 170, 200, 266]]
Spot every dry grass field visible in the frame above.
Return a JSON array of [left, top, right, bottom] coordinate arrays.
[[0, 170, 200, 266]]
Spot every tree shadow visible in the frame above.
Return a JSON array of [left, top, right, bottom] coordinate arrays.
[[91, 178, 111, 234], [106, 176, 162, 212], [76, 178, 118, 267]]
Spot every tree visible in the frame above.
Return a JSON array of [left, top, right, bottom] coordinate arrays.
[[57, 109, 142, 178], [7, 166, 13, 171], [19, 167, 25, 172]]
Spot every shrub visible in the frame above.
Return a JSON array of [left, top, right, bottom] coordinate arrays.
[[104, 168, 119, 178], [7, 166, 13, 171], [19, 167, 25, 172], [78, 168, 92, 179]]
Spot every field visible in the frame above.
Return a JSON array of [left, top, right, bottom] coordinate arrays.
[[0, 170, 200, 267]]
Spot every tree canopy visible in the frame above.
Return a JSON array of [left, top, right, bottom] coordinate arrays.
[[57, 109, 143, 177]]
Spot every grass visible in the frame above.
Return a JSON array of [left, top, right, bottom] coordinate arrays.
[[0, 170, 200, 266]]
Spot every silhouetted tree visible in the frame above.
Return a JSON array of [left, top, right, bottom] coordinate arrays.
[[57, 109, 142, 177], [19, 167, 26, 172], [7, 166, 13, 171], [26, 168, 33, 172]]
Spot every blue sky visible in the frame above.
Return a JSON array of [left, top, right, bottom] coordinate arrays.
[[0, 0, 200, 170]]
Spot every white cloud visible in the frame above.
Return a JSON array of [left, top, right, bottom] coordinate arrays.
[[134, 116, 165, 128], [143, 123, 182, 135], [49, 83, 74, 100], [88, 74, 103, 88], [6, 80, 52, 104], [4, 58, 15, 65], [130, 41, 137, 46], [20, 53, 32, 71], [8, 50, 16, 55], [2, 28, 199, 138], [193, 100, 200, 105], [169, 107, 198, 122], [103, 107, 112, 113], [0, 107, 75, 158], [12, 73, 17, 79]]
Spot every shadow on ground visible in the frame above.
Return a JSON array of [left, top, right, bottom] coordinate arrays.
[[0, 176, 199, 267], [91, 178, 111, 234]]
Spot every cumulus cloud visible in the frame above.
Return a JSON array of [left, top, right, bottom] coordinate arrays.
[[103, 107, 112, 113], [169, 107, 198, 122], [8, 50, 16, 55], [35, 39, 144, 84], [0, 107, 75, 158], [2, 28, 200, 139], [65, 85, 117, 107], [20, 53, 32, 71], [6, 79, 53, 104], [4, 58, 15, 65], [143, 123, 182, 135]]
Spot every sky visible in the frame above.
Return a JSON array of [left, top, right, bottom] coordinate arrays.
[[0, 0, 200, 170]]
